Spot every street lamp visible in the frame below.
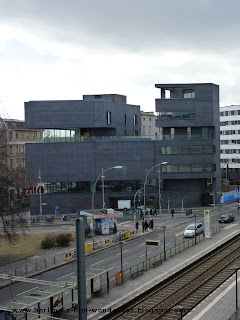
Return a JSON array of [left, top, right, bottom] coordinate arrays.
[[144, 162, 167, 217], [38, 169, 42, 216], [158, 162, 168, 214], [162, 226, 166, 261], [92, 166, 123, 249], [119, 240, 126, 283], [101, 168, 105, 210], [231, 266, 240, 316]]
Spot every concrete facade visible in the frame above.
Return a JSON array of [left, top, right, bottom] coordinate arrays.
[[24, 86, 220, 215]]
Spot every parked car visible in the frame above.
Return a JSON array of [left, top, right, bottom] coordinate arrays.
[[219, 213, 235, 223], [183, 223, 204, 238]]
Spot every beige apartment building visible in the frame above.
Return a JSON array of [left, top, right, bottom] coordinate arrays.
[[1, 118, 43, 206], [141, 111, 160, 136]]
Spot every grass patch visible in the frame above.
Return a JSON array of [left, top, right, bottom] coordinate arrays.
[[0, 232, 76, 266]]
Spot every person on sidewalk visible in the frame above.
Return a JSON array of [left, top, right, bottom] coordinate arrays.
[[171, 208, 175, 218], [135, 221, 139, 234], [149, 218, 153, 230], [144, 220, 149, 232], [142, 220, 145, 233]]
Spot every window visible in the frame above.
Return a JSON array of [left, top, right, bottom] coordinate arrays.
[[149, 126, 152, 134], [183, 89, 195, 98], [149, 117, 152, 121], [125, 113, 127, 124], [106, 111, 111, 124], [10, 159, 13, 168], [134, 130, 138, 136], [22, 159, 25, 168], [15, 132, 18, 139], [143, 125, 145, 135], [134, 114, 138, 126], [16, 145, 19, 153]]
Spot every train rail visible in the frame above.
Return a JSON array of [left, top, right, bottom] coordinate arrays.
[[100, 234, 240, 320]]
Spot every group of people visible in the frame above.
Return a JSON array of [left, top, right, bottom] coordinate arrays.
[[135, 218, 154, 233]]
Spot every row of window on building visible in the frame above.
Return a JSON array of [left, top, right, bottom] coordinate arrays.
[[9, 145, 25, 154], [10, 158, 25, 168], [9, 131, 42, 140], [220, 110, 240, 117]]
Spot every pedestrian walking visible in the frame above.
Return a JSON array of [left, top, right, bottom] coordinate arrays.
[[142, 220, 145, 233], [135, 221, 139, 234], [149, 218, 153, 230], [153, 207, 156, 216], [171, 208, 175, 218], [144, 220, 149, 232]]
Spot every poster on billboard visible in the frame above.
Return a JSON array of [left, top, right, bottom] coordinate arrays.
[[102, 222, 109, 234], [52, 293, 63, 312], [204, 210, 211, 239]]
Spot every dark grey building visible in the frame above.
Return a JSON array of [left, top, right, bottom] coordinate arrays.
[[25, 85, 220, 215]]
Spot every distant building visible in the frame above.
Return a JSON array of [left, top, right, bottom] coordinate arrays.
[[24, 85, 220, 214], [0, 118, 43, 206], [220, 105, 240, 183], [141, 111, 160, 136]]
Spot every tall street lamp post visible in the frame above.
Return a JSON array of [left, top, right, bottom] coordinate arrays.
[[38, 169, 42, 216], [92, 166, 123, 249], [144, 162, 167, 217]]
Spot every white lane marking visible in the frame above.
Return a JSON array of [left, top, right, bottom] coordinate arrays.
[[139, 243, 145, 246], [57, 272, 74, 280], [17, 287, 38, 296], [90, 259, 105, 266], [140, 254, 145, 258], [166, 242, 171, 246], [116, 250, 129, 255], [118, 221, 131, 225]]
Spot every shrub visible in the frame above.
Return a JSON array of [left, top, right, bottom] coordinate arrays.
[[41, 235, 56, 249], [56, 233, 73, 247]]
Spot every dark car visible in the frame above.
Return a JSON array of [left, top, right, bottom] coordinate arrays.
[[219, 213, 235, 223]]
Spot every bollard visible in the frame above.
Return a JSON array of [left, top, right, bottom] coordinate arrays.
[[44, 259, 47, 268], [54, 255, 56, 264]]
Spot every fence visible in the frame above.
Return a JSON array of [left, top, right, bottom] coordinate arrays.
[[0, 224, 223, 290]]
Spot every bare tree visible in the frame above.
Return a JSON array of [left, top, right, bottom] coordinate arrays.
[[0, 119, 27, 242]]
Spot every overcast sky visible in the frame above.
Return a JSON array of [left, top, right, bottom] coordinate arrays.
[[0, 0, 240, 120]]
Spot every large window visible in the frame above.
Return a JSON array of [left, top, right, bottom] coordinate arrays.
[[183, 89, 195, 98], [161, 145, 214, 155], [134, 114, 138, 126], [158, 111, 195, 120], [106, 111, 111, 124]]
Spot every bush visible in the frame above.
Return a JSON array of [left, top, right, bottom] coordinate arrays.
[[56, 233, 73, 247], [41, 235, 56, 249]]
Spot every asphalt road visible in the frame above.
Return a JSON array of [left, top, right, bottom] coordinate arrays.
[[1, 202, 239, 304]]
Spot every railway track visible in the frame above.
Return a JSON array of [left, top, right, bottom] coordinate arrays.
[[101, 234, 240, 320]]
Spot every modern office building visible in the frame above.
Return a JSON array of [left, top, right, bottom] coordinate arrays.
[[220, 105, 240, 183], [25, 84, 220, 215]]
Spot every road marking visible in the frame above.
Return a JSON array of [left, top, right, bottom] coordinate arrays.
[[166, 242, 171, 246], [90, 260, 105, 266], [140, 254, 145, 258], [118, 221, 130, 225], [139, 243, 145, 246], [116, 250, 129, 255], [57, 272, 74, 280], [17, 287, 38, 296]]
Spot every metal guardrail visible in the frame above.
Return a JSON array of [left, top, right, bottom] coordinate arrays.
[[100, 224, 223, 293]]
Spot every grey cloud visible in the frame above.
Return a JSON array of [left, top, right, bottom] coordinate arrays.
[[0, 0, 239, 54]]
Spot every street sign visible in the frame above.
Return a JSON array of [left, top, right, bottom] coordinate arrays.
[[145, 240, 160, 246], [41, 203, 47, 205]]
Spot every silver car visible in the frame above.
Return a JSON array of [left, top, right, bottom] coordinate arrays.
[[184, 222, 204, 238]]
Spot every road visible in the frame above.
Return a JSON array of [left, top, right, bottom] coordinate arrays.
[[0, 202, 239, 304]]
